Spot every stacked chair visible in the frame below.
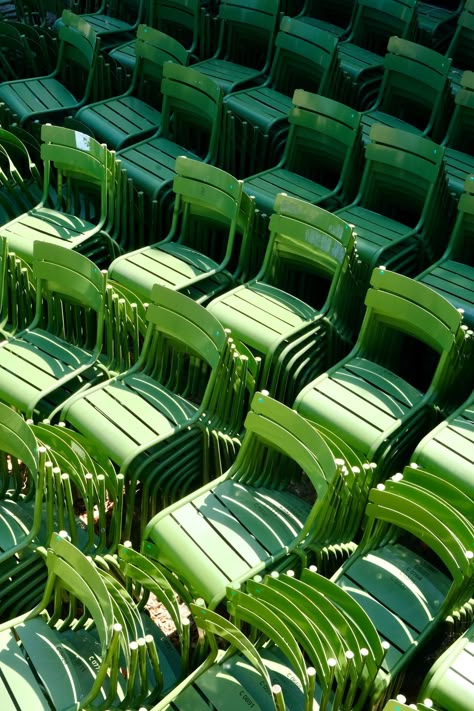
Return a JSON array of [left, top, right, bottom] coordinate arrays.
[[416, 173, 474, 329], [220, 16, 341, 176], [442, 71, 474, 197], [206, 193, 365, 402], [0, 123, 118, 265], [446, 0, 474, 92], [296, 0, 357, 38], [414, 0, 466, 51], [54, 0, 146, 50], [0, 10, 101, 129], [142, 390, 375, 609], [294, 267, 473, 482], [73, 24, 188, 150], [107, 156, 247, 305], [58, 284, 260, 538]]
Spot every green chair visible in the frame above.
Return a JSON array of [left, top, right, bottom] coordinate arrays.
[[415, 0, 465, 51], [242, 90, 363, 219], [294, 268, 470, 482], [116, 62, 223, 233], [190, 0, 280, 96], [331, 467, 474, 707], [220, 16, 340, 176], [108, 156, 244, 304], [0, 10, 100, 128], [418, 621, 474, 711], [442, 72, 474, 198], [334, 0, 418, 110], [0, 241, 107, 418], [0, 530, 177, 709], [360, 36, 453, 145], [142, 390, 372, 609], [296, 0, 356, 38], [334, 124, 450, 276], [410, 391, 474, 497], [0, 123, 117, 265], [109, 0, 202, 70], [74, 25, 188, 150], [416, 174, 474, 329], [55, 0, 145, 50], [207, 194, 363, 401]]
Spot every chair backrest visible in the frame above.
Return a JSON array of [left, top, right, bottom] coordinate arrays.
[[440, 173, 474, 263], [445, 70, 474, 154], [360, 124, 444, 229], [216, 0, 280, 70], [32, 241, 106, 350], [350, 0, 418, 53], [357, 267, 464, 397], [378, 36, 452, 137], [148, 0, 201, 55], [40, 124, 111, 227], [286, 89, 362, 204], [134, 24, 188, 92], [170, 155, 243, 266], [56, 10, 100, 101], [0, 401, 39, 479], [260, 193, 356, 312], [269, 17, 338, 97], [299, 0, 357, 32], [159, 62, 222, 163]]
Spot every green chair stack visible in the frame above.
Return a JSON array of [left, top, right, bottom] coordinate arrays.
[[207, 193, 365, 403], [414, 0, 465, 51], [74, 25, 188, 150], [55, 0, 146, 50], [220, 16, 340, 176], [294, 268, 472, 482], [142, 390, 374, 610], [58, 285, 260, 539], [0, 530, 182, 708], [360, 36, 453, 145], [0, 124, 118, 266], [116, 62, 223, 235], [0, 10, 100, 129], [241, 89, 363, 224], [330, 465, 474, 706], [108, 155, 246, 305], [416, 173, 474, 330], [333, 124, 452, 276], [0, 242, 108, 419], [445, 0, 474, 93], [333, 0, 418, 110], [190, 0, 280, 96]]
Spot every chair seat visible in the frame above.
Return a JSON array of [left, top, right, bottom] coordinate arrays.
[[244, 168, 334, 215], [335, 205, 415, 267], [361, 110, 424, 143], [224, 86, 293, 132], [109, 243, 222, 303], [337, 542, 450, 673], [0, 500, 36, 552], [0, 207, 97, 262], [338, 43, 385, 80], [190, 59, 262, 95], [79, 15, 135, 35], [76, 96, 162, 149], [109, 40, 137, 71], [295, 356, 424, 457], [0, 78, 78, 121], [0, 328, 99, 414], [208, 281, 319, 353], [417, 259, 474, 329], [118, 137, 199, 198], [145, 479, 312, 604], [63, 373, 199, 466]]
